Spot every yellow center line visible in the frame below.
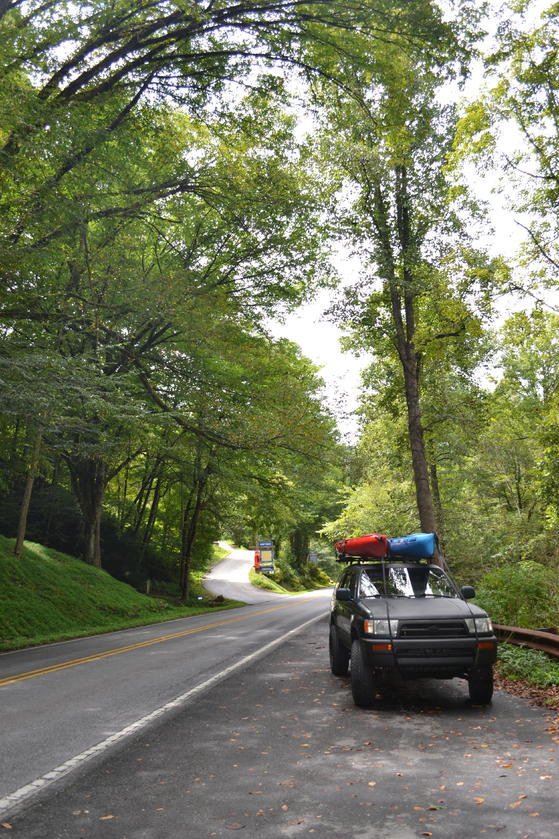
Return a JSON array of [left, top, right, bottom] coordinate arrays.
[[0, 599, 316, 688]]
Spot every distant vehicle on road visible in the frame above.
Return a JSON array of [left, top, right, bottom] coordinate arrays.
[[330, 543, 497, 708]]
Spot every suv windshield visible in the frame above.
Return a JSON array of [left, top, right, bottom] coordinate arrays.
[[359, 565, 458, 598]]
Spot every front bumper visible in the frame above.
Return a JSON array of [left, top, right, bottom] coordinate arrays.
[[360, 635, 497, 678]]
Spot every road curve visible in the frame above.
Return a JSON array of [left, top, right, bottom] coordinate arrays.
[[204, 543, 291, 603]]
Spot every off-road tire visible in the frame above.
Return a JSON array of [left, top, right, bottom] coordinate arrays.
[[468, 667, 494, 704], [329, 625, 350, 676], [350, 638, 376, 707]]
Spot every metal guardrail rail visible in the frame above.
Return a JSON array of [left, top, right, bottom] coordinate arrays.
[[493, 624, 559, 660]]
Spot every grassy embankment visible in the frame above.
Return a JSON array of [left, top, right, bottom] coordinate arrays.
[[248, 567, 292, 594], [0, 536, 241, 652]]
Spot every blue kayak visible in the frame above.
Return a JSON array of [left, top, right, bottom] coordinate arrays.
[[388, 532, 437, 559]]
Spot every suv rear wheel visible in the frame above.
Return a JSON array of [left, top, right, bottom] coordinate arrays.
[[329, 625, 349, 676], [468, 667, 494, 704], [350, 638, 376, 707]]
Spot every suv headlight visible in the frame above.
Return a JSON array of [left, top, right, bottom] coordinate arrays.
[[465, 617, 493, 634], [364, 619, 399, 636]]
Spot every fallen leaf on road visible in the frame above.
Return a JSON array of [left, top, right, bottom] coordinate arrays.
[[281, 804, 289, 811], [225, 823, 246, 830], [1, 824, 13, 830], [474, 798, 485, 805], [100, 815, 115, 820]]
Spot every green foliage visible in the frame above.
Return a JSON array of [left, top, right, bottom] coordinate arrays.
[[498, 643, 559, 688], [0, 55, 343, 577], [0, 536, 239, 651], [298, 562, 333, 589], [249, 568, 292, 595], [250, 558, 331, 593], [475, 561, 559, 629], [321, 414, 425, 542]]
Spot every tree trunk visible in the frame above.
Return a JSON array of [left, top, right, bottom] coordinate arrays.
[[372, 170, 441, 565], [44, 457, 62, 546], [143, 476, 162, 548], [14, 426, 42, 557], [290, 528, 309, 571], [400, 346, 438, 536], [179, 463, 210, 601], [67, 457, 107, 567], [179, 490, 204, 602]]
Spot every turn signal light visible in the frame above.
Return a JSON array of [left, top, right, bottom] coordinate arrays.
[[372, 643, 393, 652], [477, 641, 494, 650]]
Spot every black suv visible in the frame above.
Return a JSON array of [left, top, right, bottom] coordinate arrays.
[[329, 559, 497, 707]]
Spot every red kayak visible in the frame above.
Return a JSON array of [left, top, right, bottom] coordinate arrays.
[[335, 533, 389, 558]]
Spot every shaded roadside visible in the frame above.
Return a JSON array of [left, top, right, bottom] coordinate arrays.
[[7, 615, 559, 839]]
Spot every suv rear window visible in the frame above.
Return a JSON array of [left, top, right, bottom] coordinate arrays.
[[359, 565, 458, 598]]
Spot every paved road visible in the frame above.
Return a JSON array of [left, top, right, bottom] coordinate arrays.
[[204, 544, 287, 603], [5, 616, 559, 839], [0, 586, 330, 817]]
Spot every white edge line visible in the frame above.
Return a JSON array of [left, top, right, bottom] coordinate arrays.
[[0, 611, 326, 820]]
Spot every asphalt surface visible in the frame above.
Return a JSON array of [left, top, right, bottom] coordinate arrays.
[[5, 615, 559, 839], [204, 545, 285, 604], [0, 592, 329, 810]]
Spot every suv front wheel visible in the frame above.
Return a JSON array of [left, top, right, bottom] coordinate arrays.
[[350, 638, 376, 707], [468, 666, 494, 704], [329, 624, 350, 676]]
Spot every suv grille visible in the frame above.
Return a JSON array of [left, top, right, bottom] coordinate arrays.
[[398, 620, 468, 638], [397, 646, 472, 658]]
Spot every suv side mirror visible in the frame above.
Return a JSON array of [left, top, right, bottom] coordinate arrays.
[[335, 587, 353, 602], [461, 585, 475, 600]]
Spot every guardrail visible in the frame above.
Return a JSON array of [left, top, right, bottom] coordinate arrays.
[[493, 624, 559, 660]]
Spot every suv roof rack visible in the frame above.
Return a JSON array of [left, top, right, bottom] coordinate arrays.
[[335, 554, 430, 564]]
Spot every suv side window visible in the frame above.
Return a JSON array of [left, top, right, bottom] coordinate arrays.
[[359, 571, 380, 598], [337, 569, 351, 590], [347, 567, 360, 596]]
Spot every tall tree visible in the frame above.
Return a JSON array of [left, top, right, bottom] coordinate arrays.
[[316, 41, 496, 555]]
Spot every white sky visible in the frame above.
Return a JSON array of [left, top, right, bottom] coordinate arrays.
[[273, 285, 371, 443]]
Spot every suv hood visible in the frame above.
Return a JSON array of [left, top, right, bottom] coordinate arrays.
[[362, 597, 483, 620]]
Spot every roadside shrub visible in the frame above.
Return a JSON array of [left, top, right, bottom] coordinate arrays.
[[249, 567, 290, 594], [299, 563, 332, 588], [474, 561, 559, 629], [498, 643, 559, 688], [272, 558, 300, 589]]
